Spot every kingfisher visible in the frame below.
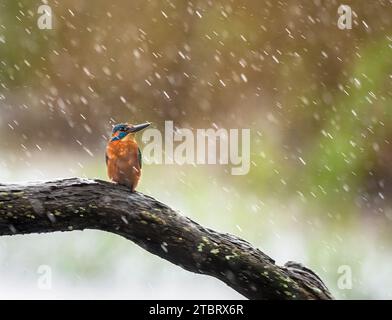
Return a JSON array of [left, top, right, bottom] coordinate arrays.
[[106, 122, 150, 192]]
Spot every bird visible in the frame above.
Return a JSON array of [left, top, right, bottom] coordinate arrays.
[[106, 122, 150, 192]]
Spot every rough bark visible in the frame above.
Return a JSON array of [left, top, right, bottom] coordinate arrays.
[[0, 178, 333, 300]]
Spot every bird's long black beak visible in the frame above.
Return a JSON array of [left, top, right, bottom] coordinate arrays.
[[128, 122, 151, 133]]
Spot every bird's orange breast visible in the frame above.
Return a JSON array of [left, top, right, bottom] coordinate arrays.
[[106, 139, 141, 191]]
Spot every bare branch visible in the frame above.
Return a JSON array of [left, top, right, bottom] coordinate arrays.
[[0, 178, 333, 300]]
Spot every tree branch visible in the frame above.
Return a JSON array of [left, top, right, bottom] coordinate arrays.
[[0, 178, 333, 299]]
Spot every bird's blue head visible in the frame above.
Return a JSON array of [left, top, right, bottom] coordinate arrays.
[[110, 122, 151, 142]]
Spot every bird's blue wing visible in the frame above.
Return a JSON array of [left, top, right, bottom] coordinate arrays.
[[138, 148, 142, 169]]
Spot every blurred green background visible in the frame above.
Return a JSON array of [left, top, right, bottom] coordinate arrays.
[[0, 0, 391, 299]]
